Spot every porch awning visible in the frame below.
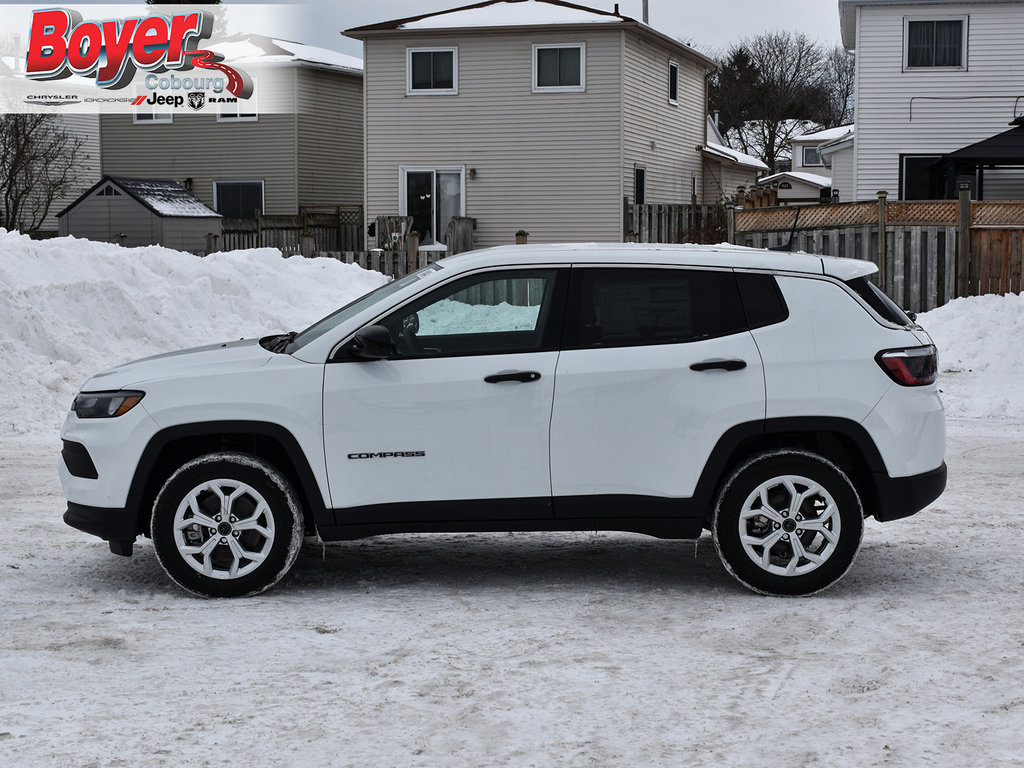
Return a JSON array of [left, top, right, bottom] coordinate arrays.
[[941, 125, 1024, 167]]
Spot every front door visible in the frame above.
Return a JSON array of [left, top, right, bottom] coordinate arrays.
[[323, 268, 567, 521]]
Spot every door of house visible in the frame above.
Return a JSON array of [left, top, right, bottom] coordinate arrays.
[[403, 168, 464, 243]]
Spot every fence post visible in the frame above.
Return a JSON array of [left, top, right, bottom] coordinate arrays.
[[404, 231, 420, 276], [205, 232, 219, 256], [300, 232, 315, 258], [255, 208, 263, 247], [957, 182, 972, 297], [876, 192, 888, 286]]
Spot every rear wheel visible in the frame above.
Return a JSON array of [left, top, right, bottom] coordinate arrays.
[[151, 453, 304, 597], [712, 450, 864, 595]]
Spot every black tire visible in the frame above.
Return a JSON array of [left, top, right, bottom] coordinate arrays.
[[712, 450, 864, 596], [151, 452, 304, 598]]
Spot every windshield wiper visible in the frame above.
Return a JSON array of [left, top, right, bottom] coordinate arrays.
[[263, 331, 296, 353]]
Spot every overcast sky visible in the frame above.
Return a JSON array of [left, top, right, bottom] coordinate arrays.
[[292, 0, 844, 57], [4, 1, 846, 59]]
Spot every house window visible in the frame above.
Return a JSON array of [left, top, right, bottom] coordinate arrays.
[[217, 78, 258, 122], [634, 166, 646, 205], [400, 167, 465, 243], [803, 146, 822, 167], [668, 61, 679, 104], [533, 44, 585, 92], [407, 48, 457, 94], [900, 155, 944, 200], [215, 181, 264, 218], [906, 18, 966, 69], [132, 85, 172, 124]]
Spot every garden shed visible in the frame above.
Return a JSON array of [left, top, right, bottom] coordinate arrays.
[[58, 176, 222, 252]]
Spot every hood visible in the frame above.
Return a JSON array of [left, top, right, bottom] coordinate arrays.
[[82, 338, 274, 390]]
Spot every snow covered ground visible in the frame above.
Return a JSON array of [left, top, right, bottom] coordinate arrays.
[[1, 230, 1023, 766]]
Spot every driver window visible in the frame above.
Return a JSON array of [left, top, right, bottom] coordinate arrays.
[[381, 269, 559, 358]]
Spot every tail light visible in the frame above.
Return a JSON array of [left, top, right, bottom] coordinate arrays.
[[876, 345, 937, 386]]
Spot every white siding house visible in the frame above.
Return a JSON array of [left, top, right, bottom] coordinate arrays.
[[346, 0, 716, 248], [840, 0, 1024, 200]]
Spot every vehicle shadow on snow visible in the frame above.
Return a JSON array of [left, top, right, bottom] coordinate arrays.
[[273, 532, 964, 599], [69, 532, 966, 599]]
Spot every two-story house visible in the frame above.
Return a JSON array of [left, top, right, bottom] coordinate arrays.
[[840, 0, 1024, 200], [345, 0, 716, 248], [100, 36, 363, 219]]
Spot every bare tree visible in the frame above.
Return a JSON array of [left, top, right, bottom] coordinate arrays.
[[0, 114, 84, 234], [815, 46, 856, 129], [709, 31, 834, 172]]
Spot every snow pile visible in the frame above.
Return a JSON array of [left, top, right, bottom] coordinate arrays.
[[918, 291, 1024, 419], [419, 299, 540, 334], [0, 229, 388, 437]]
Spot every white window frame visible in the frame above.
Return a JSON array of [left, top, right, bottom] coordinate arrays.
[[132, 84, 172, 125], [802, 146, 823, 167], [406, 47, 459, 95], [213, 180, 265, 218], [668, 60, 679, 105], [398, 165, 467, 240], [217, 77, 258, 123], [903, 15, 968, 71], [532, 43, 586, 93]]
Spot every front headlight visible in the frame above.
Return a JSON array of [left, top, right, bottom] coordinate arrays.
[[73, 390, 146, 419]]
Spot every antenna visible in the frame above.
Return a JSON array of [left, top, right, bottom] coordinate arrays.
[[642, 0, 649, 23]]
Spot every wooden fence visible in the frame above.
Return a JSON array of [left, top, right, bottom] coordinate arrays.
[[627, 203, 726, 244], [220, 206, 364, 254], [732, 196, 1024, 313]]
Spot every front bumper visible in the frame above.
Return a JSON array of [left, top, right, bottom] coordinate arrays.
[[872, 462, 947, 522], [64, 502, 139, 556]]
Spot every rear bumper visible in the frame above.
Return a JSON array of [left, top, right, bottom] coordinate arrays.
[[64, 502, 139, 556], [872, 462, 947, 522]]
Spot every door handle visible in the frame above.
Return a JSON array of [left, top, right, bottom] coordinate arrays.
[[690, 359, 747, 372], [485, 371, 542, 384]]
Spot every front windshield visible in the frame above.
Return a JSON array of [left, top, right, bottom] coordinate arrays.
[[287, 263, 443, 352]]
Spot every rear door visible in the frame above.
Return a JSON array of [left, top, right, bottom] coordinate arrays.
[[549, 266, 766, 514]]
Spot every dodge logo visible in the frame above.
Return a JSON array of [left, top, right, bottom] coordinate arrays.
[[187, 92, 206, 111]]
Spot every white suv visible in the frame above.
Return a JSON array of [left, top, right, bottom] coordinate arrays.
[[60, 244, 946, 597]]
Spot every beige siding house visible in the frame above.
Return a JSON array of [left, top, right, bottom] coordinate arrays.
[[100, 37, 363, 218], [346, 0, 715, 249], [840, 0, 1024, 200]]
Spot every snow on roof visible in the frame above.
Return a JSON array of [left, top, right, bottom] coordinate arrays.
[[791, 124, 855, 144], [759, 171, 833, 188], [59, 177, 219, 219], [398, 0, 623, 29], [208, 36, 363, 73], [111, 177, 220, 218], [701, 142, 769, 172]]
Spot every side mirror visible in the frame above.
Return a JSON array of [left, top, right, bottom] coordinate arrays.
[[349, 325, 395, 361]]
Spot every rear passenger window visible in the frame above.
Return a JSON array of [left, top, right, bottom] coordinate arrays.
[[565, 268, 747, 348]]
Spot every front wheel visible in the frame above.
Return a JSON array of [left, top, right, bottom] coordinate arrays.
[[151, 453, 304, 598], [712, 450, 864, 596]]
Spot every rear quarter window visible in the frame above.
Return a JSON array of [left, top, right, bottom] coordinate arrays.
[[844, 276, 913, 327], [735, 272, 789, 329]]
